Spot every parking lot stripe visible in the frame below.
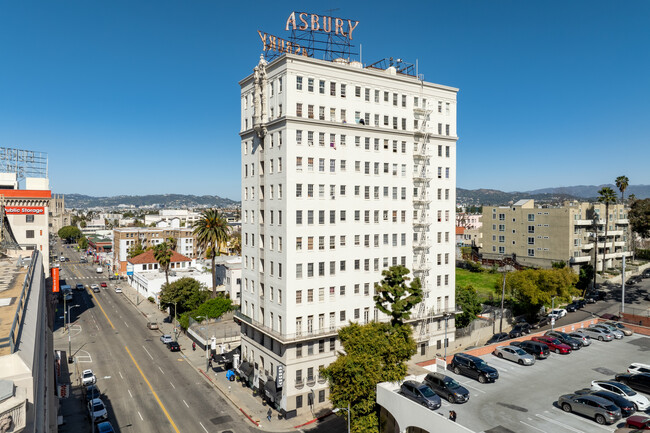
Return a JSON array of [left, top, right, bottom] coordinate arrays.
[[535, 413, 585, 433], [458, 381, 486, 393], [520, 420, 547, 433]]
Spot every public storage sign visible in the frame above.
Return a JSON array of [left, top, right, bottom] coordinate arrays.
[[5, 206, 45, 215]]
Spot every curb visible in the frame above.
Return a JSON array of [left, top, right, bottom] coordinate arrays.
[[293, 411, 336, 428]]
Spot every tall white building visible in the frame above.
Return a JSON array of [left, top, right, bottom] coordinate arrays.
[[238, 53, 458, 415]]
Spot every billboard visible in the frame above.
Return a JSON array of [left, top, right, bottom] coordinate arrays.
[[51, 267, 60, 292], [5, 206, 45, 215]]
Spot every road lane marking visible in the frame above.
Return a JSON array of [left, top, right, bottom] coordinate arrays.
[[199, 422, 209, 433], [119, 371, 123, 379], [88, 288, 115, 329], [158, 366, 165, 374], [125, 346, 180, 433], [138, 411, 143, 421], [128, 389, 133, 398], [169, 381, 175, 389], [183, 400, 189, 408], [124, 321, 129, 328], [142, 346, 154, 360]]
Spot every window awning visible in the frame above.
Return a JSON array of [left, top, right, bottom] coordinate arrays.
[[239, 361, 254, 377], [264, 379, 277, 401]]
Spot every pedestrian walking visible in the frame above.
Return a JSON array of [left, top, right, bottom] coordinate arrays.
[[192, 342, 196, 351], [449, 410, 457, 422], [267, 408, 272, 421]]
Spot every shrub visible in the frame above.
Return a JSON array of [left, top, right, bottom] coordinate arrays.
[[148, 296, 155, 303]]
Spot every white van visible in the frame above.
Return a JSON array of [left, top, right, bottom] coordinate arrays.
[[96, 267, 103, 273]]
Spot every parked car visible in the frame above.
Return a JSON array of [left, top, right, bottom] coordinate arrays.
[[601, 313, 621, 321], [100, 282, 107, 288], [545, 330, 582, 350], [510, 340, 550, 359], [558, 393, 622, 425], [566, 302, 578, 313], [423, 372, 470, 404], [146, 322, 159, 330], [88, 398, 108, 422], [575, 299, 587, 309], [85, 384, 101, 402], [160, 335, 173, 344], [399, 380, 442, 410], [592, 324, 624, 339], [531, 335, 572, 354], [486, 333, 510, 345], [624, 415, 650, 430], [615, 373, 650, 394], [449, 353, 499, 383], [582, 326, 614, 341], [508, 323, 531, 338], [96, 422, 115, 433], [114, 287, 122, 293], [574, 388, 636, 417], [606, 321, 633, 336], [167, 341, 181, 352], [627, 363, 650, 375], [548, 308, 568, 319], [626, 278, 638, 286], [493, 345, 535, 365], [75, 283, 84, 290], [586, 295, 597, 304], [568, 331, 592, 347], [591, 380, 650, 411], [531, 316, 551, 329], [81, 369, 96, 386]]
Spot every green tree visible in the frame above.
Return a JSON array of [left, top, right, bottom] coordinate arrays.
[[58, 225, 82, 242], [77, 236, 89, 250], [229, 230, 242, 255], [159, 277, 209, 316], [373, 265, 422, 326], [194, 297, 233, 321], [322, 322, 416, 433], [153, 242, 174, 287], [598, 187, 617, 271], [576, 264, 593, 297], [455, 285, 482, 328], [128, 242, 146, 258], [505, 268, 579, 319], [193, 209, 229, 298], [629, 198, 650, 238], [615, 175, 629, 202]]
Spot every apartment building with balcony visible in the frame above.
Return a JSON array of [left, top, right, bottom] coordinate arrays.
[[238, 53, 458, 415], [480, 199, 631, 271]]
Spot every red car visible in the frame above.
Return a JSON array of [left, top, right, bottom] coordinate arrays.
[[531, 335, 571, 354], [100, 282, 107, 288], [625, 415, 650, 429]]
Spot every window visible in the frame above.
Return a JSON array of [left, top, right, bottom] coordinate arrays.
[[319, 80, 325, 94], [26, 215, 34, 223], [330, 82, 336, 96], [296, 76, 303, 90], [296, 103, 303, 117], [26, 230, 34, 238], [307, 78, 314, 92], [528, 248, 535, 257]]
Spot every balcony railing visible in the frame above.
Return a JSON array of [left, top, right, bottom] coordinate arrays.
[[236, 311, 338, 343]]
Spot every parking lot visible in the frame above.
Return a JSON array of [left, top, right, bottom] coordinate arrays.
[[442, 332, 650, 433]]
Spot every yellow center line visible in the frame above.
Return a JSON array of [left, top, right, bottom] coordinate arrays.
[[88, 288, 116, 330], [125, 346, 181, 433]]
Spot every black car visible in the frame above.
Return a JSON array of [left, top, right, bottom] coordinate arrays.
[[509, 323, 531, 338], [614, 373, 650, 394], [574, 389, 636, 417], [167, 341, 181, 352], [85, 384, 101, 401], [575, 299, 587, 309], [486, 332, 510, 345], [566, 302, 579, 313], [399, 380, 442, 410], [449, 353, 499, 383], [423, 372, 470, 404], [545, 330, 582, 350], [510, 340, 550, 359], [531, 316, 551, 329]]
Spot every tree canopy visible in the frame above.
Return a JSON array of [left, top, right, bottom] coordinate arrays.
[[598, 187, 617, 270], [322, 322, 416, 433], [629, 198, 650, 238], [153, 242, 174, 286], [373, 265, 422, 326], [193, 209, 229, 297], [77, 236, 89, 250], [127, 242, 146, 258], [159, 277, 208, 315], [505, 268, 579, 318], [455, 285, 482, 328], [615, 175, 629, 202], [58, 225, 82, 242]]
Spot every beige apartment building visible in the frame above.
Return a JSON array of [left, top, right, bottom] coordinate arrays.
[[113, 227, 198, 275], [481, 199, 631, 271]]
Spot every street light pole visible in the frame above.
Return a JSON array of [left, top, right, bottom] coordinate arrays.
[[174, 301, 178, 342], [551, 296, 556, 331], [443, 313, 450, 360], [333, 402, 351, 433], [67, 304, 79, 363]]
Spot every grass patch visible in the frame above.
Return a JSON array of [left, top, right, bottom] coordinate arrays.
[[456, 268, 502, 301]]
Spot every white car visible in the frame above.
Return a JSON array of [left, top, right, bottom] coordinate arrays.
[[628, 362, 650, 375], [591, 380, 650, 411], [114, 287, 122, 293], [160, 335, 173, 344], [548, 309, 567, 319], [81, 369, 96, 386], [88, 397, 108, 421]]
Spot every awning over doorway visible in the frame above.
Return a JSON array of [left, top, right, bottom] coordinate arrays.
[[239, 361, 254, 377]]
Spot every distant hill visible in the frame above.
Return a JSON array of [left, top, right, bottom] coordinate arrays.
[[525, 184, 650, 199], [63, 194, 239, 209]]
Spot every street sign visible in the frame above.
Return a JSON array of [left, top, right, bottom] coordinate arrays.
[[127, 263, 134, 276]]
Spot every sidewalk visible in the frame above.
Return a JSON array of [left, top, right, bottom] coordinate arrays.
[[115, 280, 332, 432]]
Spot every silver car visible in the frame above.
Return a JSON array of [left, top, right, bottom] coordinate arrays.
[[493, 345, 535, 365], [593, 324, 624, 339], [606, 321, 633, 336], [568, 331, 591, 347], [558, 393, 621, 425], [583, 326, 614, 341]]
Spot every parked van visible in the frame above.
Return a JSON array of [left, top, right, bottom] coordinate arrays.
[[96, 267, 103, 274]]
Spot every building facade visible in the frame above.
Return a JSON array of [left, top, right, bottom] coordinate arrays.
[[113, 227, 198, 275], [480, 199, 632, 271], [238, 53, 458, 414]]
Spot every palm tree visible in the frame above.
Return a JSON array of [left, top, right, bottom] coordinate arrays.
[[193, 209, 229, 297], [615, 176, 629, 202], [598, 187, 617, 272], [154, 242, 174, 287]]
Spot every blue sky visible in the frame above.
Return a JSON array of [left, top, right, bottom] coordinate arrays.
[[1, 1, 649, 200]]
